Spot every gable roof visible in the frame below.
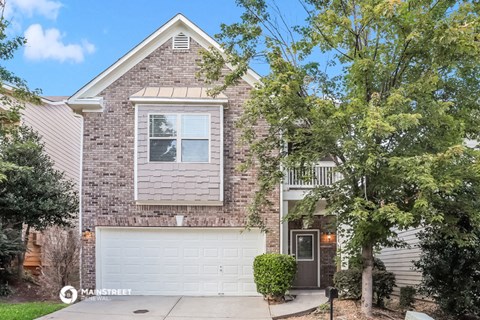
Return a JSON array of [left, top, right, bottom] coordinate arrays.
[[67, 14, 261, 113]]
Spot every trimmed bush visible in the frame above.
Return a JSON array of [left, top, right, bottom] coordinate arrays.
[[334, 258, 396, 306], [253, 253, 296, 301], [373, 270, 396, 307], [399, 286, 416, 309], [333, 269, 362, 299]]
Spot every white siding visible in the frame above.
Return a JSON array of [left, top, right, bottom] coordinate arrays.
[[377, 227, 423, 294], [21, 101, 82, 185]]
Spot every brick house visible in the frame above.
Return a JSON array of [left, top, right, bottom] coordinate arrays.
[[67, 14, 337, 295]]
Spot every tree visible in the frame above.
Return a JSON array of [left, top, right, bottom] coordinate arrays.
[[0, 126, 78, 276], [414, 164, 480, 319], [415, 228, 480, 319], [0, 1, 41, 180], [199, 1, 480, 316]]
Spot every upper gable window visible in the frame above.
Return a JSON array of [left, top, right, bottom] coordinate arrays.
[[149, 114, 209, 162], [172, 33, 190, 50]]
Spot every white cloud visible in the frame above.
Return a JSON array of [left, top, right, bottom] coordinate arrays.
[[24, 24, 96, 63], [5, 0, 63, 20]]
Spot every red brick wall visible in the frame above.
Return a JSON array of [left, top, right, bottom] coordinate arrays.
[[80, 38, 280, 289]]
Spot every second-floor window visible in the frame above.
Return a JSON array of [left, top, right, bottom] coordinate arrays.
[[149, 114, 210, 163]]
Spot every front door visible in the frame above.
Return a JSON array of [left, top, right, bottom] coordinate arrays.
[[291, 230, 319, 288]]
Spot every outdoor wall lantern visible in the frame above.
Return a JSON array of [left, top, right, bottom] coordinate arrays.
[[82, 228, 93, 239], [321, 231, 336, 243]]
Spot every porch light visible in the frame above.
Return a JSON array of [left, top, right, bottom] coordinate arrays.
[[82, 228, 93, 239], [321, 231, 336, 243]]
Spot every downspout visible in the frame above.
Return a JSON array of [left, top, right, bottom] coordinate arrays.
[[279, 178, 284, 254], [73, 112, 84, 290]]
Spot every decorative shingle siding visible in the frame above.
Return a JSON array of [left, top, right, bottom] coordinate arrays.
[[136, 105, 222, 202], [80, 38, 280, 289]]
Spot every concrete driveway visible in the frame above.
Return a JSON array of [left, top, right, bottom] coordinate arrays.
[[37, 296, 272, 320]]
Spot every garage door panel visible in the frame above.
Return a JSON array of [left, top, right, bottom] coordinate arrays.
[[203, 248, 219, 257], [97, 228, 264, 295]]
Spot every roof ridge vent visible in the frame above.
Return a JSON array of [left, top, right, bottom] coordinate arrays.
[[173, 32, 190, 50]]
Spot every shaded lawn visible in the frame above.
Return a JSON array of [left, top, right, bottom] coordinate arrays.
[[0, 302, 66, 320]]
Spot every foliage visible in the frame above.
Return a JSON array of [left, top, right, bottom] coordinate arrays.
[[0, 224, 23, 271], [0, 283, 11, 296], [0, 126, 78, 230], [372, 269, 395, 307], [316, 302, 330, 313], [0, 302, 66, 320], [399, 286, 416, 310], [253, 253, 296, 300], [348, 255, 386, 271], [0, 126, 78, 276], [0, 10, 41, 182], [414, 226, 480, 319], [334, 269, 362, 299], [38, 227, 80, 297], [334, 258, 395, 306], [199, 0, 480, 315]]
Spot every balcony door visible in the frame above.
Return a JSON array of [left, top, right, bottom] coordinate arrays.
[[291, 230, 319, 288]]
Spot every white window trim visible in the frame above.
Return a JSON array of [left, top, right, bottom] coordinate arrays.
[[147, 112, 211, 164]]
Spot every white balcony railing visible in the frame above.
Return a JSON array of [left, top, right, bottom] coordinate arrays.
[[285, 163, 341, 188]]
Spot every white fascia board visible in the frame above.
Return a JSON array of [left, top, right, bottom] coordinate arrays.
[[129, 97, 228, 106], [67, 97, 104, 113], [69, 14, 261, 103]]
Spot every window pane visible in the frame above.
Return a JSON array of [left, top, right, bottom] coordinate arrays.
[[150, 115, 177, 137], [181, 115, 209, 137], [150, 139, 177, 162], [297, 235, 313, 260], [181, 139, 208, 162]]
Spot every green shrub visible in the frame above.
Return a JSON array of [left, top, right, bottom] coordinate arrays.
[[415, 228, 480, 319], [333, 269, 362, 299], [334, 262, 396, 306], [399, 286, 416, 309], [253, 253, 296, 300], [372, 270, 396, 307]]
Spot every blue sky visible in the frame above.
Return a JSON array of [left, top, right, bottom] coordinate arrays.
[[3, 0, 307, 96]]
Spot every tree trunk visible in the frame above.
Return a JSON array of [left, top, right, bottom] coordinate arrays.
[[17, 225, 30, 279], [361, 243, 374, 318]]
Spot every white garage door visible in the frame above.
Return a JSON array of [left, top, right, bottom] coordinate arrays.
[[96, 228, 265, 296]]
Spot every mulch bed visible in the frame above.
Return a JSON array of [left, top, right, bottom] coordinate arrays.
[[286, 298, 444, 320]]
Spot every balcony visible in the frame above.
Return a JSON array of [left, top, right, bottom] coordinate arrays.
[[285, 162, 341, 189]]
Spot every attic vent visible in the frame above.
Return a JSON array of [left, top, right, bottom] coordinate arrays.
[[173, 33, 190, 50]]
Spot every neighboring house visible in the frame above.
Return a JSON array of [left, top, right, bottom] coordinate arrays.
[[67, 14, 337, 295], [377, 228, 423, 295], [21, 96, 82, 272]]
